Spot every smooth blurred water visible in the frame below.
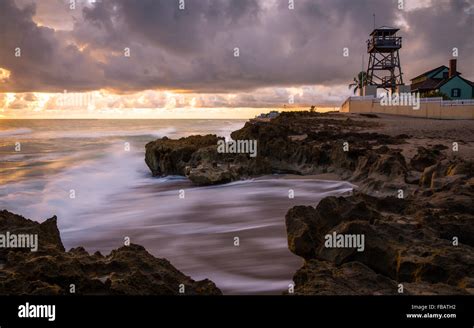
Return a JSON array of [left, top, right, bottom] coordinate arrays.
[[0, 119, 354, 294]]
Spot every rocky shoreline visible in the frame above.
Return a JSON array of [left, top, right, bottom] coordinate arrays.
[[2, 111, 472, 295], [145, 111, 474, 295]]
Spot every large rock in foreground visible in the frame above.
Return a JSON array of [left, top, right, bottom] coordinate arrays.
[[285, 158, 474, 295], [145, 134, 271, 185], [0, 210, 221, 295]]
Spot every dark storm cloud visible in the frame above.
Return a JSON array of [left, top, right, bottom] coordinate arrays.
[[0, 0, 473, 93], [69, 0, 398, 91], [401, 0, 474, 80], [112, 0, 261, 53], [0, 0, 103, 92]]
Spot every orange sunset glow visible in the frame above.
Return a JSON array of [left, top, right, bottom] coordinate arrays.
[[1, 0, 472, 118]]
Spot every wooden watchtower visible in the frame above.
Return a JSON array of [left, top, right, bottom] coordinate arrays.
[[366, 26, 404, 93]]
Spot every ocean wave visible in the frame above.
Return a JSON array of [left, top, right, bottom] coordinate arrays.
[[0, 128, 32, 137], [28, 127, 177, 140], [0, 149, 355, 294]]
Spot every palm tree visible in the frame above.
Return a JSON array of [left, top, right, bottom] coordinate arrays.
[[348, 71, 368, 95]]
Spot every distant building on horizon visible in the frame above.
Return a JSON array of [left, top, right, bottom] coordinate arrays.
[[410, 59, 474, 99]]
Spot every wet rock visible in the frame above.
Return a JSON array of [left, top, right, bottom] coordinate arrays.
[[285, 194, 384, 260], [0, 211, 221, 295], [187, 164, 233, 185], [0, 210, 64, 260], [145, 135, 220, 177], [285, 182, 474, 295], [145, 133, 273, 185]]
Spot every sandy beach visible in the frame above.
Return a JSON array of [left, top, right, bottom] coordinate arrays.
[[347, 113, 474, 160]]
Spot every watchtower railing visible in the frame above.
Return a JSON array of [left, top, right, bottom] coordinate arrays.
[[367, 36, 402, 51]]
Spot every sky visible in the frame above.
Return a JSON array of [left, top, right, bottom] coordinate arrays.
[[0, 0, 473, 118]]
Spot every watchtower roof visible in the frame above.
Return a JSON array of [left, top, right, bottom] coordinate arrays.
[[370, 26, 400, 36]]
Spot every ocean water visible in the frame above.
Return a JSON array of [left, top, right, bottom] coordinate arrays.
[[0, 119, 354, 294]]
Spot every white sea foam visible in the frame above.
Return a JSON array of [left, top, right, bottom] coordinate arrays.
[[14, 127, 177, 140], [0, 128, 32, 137], [0, 119, 355, 294], [0, 142, 354, 295], [0, 144, 151, 224]]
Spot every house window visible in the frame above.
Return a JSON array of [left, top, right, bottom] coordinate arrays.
[[451, 88, 461, 97]]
